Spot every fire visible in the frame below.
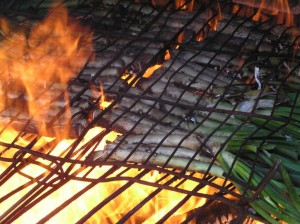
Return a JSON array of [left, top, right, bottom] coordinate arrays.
[[174, 0, 195, 46], [122, 63, 163, 86], [254, 0, 294, 26], [232, 5, 240, 14], [165, 49, 171, 61], [206, 3, 223, 32], [121, 47, 172, 85], [143, 64, 163, 78], [175, 0, 194, 11], [99, 83, 111, 110], [0, 124, 223, 223], [0, 3, 228, 224], [0, 127, 119, 223], [175, 31, 185, 49], [196, 4, 222, 42], [0, 5, 93, 138], [233, 0, 294, 26]]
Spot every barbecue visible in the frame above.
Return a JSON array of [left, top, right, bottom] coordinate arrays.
[[0, 0, 300, 223]]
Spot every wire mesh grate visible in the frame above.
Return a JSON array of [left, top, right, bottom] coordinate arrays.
[[0, 0, 299, 223]]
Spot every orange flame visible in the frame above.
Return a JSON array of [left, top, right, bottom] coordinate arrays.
[[175, 0, 194, 11], [165, 49, 171, 61], [0, 125, 228, 223], [0, 3, 236, 224], [195, 31, 206, 42], [208, 4, 222, 32], [254, 0, 294, 26], [99, 83, 112, 110], [232, 5, 240, 14], [122, 63, 163, 86], [0, 6, 93, 138], [233, 0, 294, 26], [196, 5, 222, 42], [176, 31, 185, 48]]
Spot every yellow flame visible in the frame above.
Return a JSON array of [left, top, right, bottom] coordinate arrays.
[[0, 6, 93, 138], [165, 50, 171, 61], [0, 125, 223, 223], [234, 0, 294, 26], [0, 3, 238, 223], [175, 0, 194, 11], [98, 83, 112, 110], [195, 6, 222, 42], [121, 64, 163, 86], [252, 0, 294, 26]]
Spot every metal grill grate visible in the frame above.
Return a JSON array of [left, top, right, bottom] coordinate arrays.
[[0, 0, 299, 223]]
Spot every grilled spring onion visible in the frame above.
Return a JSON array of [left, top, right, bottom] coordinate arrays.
[[218, 92, 300, 223]]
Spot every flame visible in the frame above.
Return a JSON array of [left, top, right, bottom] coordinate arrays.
[[174, 0, 201, 50], [0, 124, 228, 223], [254, 0, 293, 26], [99, 84, 112, 110], [90, 82, 112, 110], [0, 5, 93, 138], [233, 0, 294, 26], [208, 4, 222, 32], [165, 49, 171, 61], [232, 5, 240, 14], [175, 0, 194, 11], [195, 31, 206, 42], [122, 63, 163, 86], [196, 5, 222, 42], [0, 3, 237, 224], [175, 31, 185, 49], [0, 127, 119, 223], [143, 64, 162, 78]]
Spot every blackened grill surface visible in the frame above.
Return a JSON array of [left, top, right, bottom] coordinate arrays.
[[0, 0, 299, 223]]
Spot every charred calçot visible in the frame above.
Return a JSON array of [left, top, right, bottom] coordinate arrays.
[[1, 0, 300, 223]]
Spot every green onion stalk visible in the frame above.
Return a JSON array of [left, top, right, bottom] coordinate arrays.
[[217, 90, 300, 223]]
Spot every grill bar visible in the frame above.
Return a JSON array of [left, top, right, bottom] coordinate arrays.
[[0, 0, 300, 223]]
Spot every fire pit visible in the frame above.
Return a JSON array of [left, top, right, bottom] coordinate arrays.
[[0, 0, 300, 223]]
